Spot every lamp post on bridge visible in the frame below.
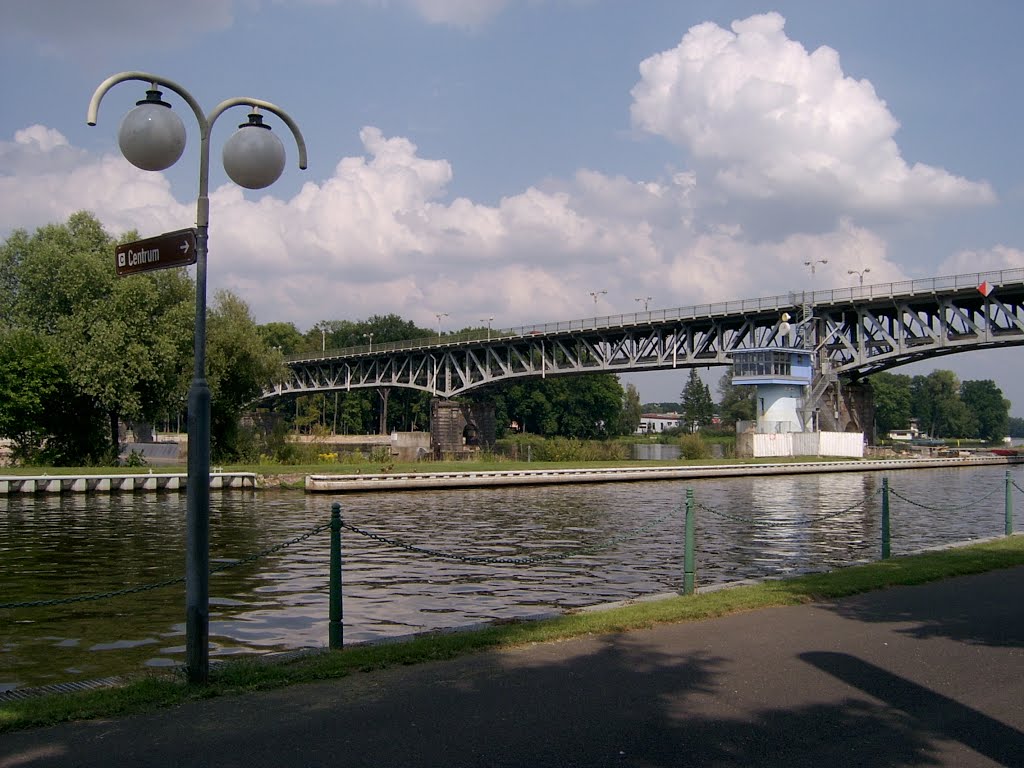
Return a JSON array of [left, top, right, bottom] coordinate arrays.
[[363, 332, 374, 352], [589, 290, 607, 307], [480, 316, 494, 341], [848, 267, 871, 286], [634, 296, 652, 311], [88, 71, 307, 685], [435, 312, 449, 338], [804, 259, 828, 280]]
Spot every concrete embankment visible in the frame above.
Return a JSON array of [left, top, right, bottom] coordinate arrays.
[[0, 472, 257, 495], [306, 455, 1023, 493]]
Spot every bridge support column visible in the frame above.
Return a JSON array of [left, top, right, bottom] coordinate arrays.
[[429, 399, 496, 458]]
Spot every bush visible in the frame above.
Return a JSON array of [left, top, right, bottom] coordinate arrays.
[[677, 433, 711, 460]]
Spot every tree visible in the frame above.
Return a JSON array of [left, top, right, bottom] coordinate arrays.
[[488, 374, 627, 438], [911, 370, 975, 438], [868, 372, 913, 437], [717, 372, 755, 427], [206, 290, 285, 460], [0, 212, 194, 460], [618, 383, 643, 435], [960, 379, 1010, 442], [680, 369, 714, 432]]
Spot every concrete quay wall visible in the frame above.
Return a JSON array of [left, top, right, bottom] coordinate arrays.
[[306, 455, 1023, 493], [0, 472, 257, 495]]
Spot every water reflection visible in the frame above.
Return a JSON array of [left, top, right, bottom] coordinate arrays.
[[1, 465, 1020, 690]]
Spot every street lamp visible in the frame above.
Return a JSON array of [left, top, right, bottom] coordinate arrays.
[[480, 316, 494, 341], [435, 312, 449, 337], [804, 259, 828, 277], [88, 72, 306, 685], [363, 332, 374, 352], [589, 289, 607, 306], [634, 296, 653, 311], [848, 267, 871, 286], [319, 325, 327, 352]]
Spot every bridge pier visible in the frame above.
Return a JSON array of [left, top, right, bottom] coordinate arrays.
[[429, 399, 496, 457]]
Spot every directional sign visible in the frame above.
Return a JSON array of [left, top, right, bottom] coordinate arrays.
[[115, 228, 197, 276]]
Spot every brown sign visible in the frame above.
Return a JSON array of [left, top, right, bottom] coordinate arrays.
[[115, 228, 197, 276]]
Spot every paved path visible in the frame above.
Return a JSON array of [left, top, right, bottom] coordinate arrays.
[[3, 567, 1023, 767]]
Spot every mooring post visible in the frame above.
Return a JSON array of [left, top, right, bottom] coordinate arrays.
[[329, 501, 343, 649], [1006, 470, 1013, 536], [683, 488, 695, 595], [881, 477, 891, 560]]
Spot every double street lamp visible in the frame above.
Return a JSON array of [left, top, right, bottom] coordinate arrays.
[[848, 267, 871, 286], [88, 72, 307, 684]]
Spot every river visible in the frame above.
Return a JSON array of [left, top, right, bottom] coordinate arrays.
[[2, 463, 1020, 691]]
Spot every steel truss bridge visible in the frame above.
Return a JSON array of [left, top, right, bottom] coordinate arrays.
[[263, 268, 1024, 401]]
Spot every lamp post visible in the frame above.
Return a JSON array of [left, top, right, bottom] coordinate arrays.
[[634, 296, 652, 311], [804, 259, 828, 278], [319, 325, 327, 352], [589, 290, 607, 307], [480, 316, 494, 341], [435, 312, 449, 338], [363, 332, 374, 352], [88, 72, 306, 685], [848, 267, 871, 286]]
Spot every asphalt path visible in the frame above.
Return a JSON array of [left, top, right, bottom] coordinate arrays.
[[3, 566, 1023, 767]]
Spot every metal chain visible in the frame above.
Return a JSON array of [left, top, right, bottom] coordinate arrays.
[[0, 522, 331, 610], [696, 487, 880, 527], [1013, 479, 1024, 495], [341, 509, 676, 566], [888, 484, 1002, 512]]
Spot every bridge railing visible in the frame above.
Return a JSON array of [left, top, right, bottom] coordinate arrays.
[[285, 267, 1024, 364]]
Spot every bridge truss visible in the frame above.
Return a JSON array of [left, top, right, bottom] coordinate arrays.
[[263, 269, 1024, 401]]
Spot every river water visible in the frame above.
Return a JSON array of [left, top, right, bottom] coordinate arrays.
[[2, 464, 1020, 691]]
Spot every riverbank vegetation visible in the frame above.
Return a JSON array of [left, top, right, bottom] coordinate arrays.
[[2, 535, 1022, 733]]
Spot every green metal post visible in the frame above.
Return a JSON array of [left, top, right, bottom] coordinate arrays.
[[1006, 470, 1013, 536], [683, 488, 695, 595], [329, 502, 343, 649], [881, 477, 891, 560]]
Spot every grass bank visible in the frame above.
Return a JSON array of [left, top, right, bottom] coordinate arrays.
[[3, 534, 1022, 734]]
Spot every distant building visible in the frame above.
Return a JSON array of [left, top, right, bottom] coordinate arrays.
[[636, 413, 681, 434]]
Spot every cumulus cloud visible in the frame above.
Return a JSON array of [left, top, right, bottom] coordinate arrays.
[[3, 121, 899, 331], [939, 245, 1024, 276], [630, 12, 995, 214]]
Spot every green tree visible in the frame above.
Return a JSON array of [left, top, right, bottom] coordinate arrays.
[[680, 369, 714, 432], [618, 382, 643, 435], [717, 372, 755, 427], [0, 212, 194, 459], [911, 370, 975, 438], [868, 371, 913, 437], [960, 379, 1010, 442], [489, 374, 626, 438], [1007, 416, 1024, 438], [206, 290, 285, 460]]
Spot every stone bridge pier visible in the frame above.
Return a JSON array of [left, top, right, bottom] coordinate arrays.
[[429, 399, 497, 457]]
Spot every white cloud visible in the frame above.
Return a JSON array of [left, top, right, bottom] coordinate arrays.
[[630, 12, 995, 214], [939, 245, 1024, 275], [0, 121, 929, 334]]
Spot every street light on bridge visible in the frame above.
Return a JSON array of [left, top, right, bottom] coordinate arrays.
[[589, 290, 607, 307], [88, 71, 306, 685], [480, 316, 494, 341], [848, 267, 871, 286], [435, 312, 449, 338], [363, 332, 374, 352], [634, 296, 652, 311], [804, 258, 828, 277]]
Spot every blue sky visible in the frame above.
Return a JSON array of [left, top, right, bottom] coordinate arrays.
[[3, 0, 1024, 413]]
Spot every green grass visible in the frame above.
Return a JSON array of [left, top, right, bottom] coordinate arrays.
[[3, 535, 1023, 734]]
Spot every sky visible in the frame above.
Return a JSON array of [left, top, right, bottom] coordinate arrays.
[[3, 0, 1024, 414]]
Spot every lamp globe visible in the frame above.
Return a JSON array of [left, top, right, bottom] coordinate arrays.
[[117, 89, 186, 172], [222, 112, 285, 190]]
